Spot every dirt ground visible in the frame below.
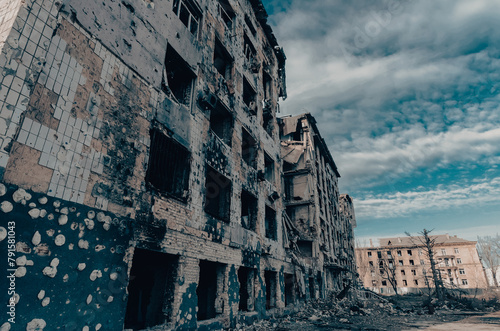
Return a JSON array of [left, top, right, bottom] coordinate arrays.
[[241, 293, 500, 330]]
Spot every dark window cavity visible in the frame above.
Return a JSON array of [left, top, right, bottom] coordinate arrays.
[[204, 165, 231, 222], [241, 127, 257, 168], [197, 260, 225, 320], [243, 77, 257, 114], [124, 249, 178, 329], [163, 45, 196, 105], [146, 129, 190, 201], [241, 189, 257, 231], [213, 38, 233, 80], [210, 102, 233, 146], [172, 0, 201, 36], [265, 205, 277, 240]]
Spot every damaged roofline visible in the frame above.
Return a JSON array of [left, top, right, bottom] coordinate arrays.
[[305, 113, 341, 178], [249, 0, 287, 99]]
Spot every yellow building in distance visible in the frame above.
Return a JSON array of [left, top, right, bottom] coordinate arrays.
[[356, 234, 488, 295]]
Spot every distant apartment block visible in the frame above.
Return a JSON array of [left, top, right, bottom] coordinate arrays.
[[356, 234, 488, 295]]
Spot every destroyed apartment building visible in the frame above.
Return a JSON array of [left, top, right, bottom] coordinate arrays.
[[356, 235, 488, 296], [0, 0, 357, 330]]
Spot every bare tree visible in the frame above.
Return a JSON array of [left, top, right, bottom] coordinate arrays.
[[406, 229, 445, 301], [378, 247, 399, 296], [477, 234, 500, 288]]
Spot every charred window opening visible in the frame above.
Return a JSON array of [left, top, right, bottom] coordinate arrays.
[[297, 240, 313, 257], [309, 277, 315, 299], [214, 38, 233, 81], [264, 153, 275, 183], [210, 102, 233, 146], [204, 165, 231, 222], [316, 272, 323, 297], [243, 77, 257, 114], [172, 0, 201, 36], [263, 110, 274, 136], [284, 273, 294, 306], [241, 189, 257, 230], [245, 14, 257, 36], [124, 249, 178, 329], [163, 45, 196, 105], [238, 267, 255, 311], [243, 33, 256, 62], [241, 127, 257, 168], [265, 205, 277, 240], [265, 270, 277, 309], [146, 129, 190, 201], [218, 0, 235, 29], [263, 71, 272, 101], [197, 260, 226, 320]]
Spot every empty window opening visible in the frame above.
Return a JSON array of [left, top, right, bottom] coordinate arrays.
[[401, 270, 405, 275], [218, 0, 235, 29], [243, 33, 256, 63], [402, 280, 407, 286], [241, 189, 257, 231], [407, 250, 412, 256], [382, 280, 387, 286], [172, 0, 201, 36], [265, 270, 277, 309], [411, 269, 417, 276], [210, 102, 233, 146], [409, 260, 414, 266], [204, 165, 231, 222], [316, 272, 323, 297], [399, 260, 403, 266], [462, 279, 468, 285], [263, 71, 272, 101], [243, 77, 257, 114], [241, 128, 257, 168], [147, 129, 190, 201], [197, 260, 225, 320], [124, 249, 178, 329], [414, 280, 419, 285], [284, 273, 294, 306], [264, 153, 275, 183], [238, 267, 255, 312], [309, 277, 315, 300], [377, 251, 382, 259], [297, 240, 313, 257], [163, 46, 196, 105], [262, 110, 273, 136], [367, 251, 372, 257], [265, 205, 277, 240], [245, 14, 257, 36], [214, 38, 233, 80]]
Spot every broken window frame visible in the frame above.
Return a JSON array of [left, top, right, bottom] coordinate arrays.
[[204, 165, 232, 222], [172, 0, 202, 36], [241, 189, 257, 231], [218, 0, 235, 29], [213, 38, 233, 81], [242, 77, 257, 114], [146, 128, 191, 202], [243, 33, 256, 63], [209, 101, 233, 146], [264, 152, 275, 183], [163, 45, 196, 106], [241, 127, 257, 168], [461, 279, 468, 285], [265, 205, 277, 241], [238, 267, 256, 312]]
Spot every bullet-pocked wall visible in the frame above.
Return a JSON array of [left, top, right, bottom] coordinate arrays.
[[0, 183, 132, 330]]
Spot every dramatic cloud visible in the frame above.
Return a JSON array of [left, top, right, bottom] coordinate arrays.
[[264, 0, 500, 237]]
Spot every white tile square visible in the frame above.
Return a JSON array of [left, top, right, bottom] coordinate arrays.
[[39, 125, 49, 139], [17, 129, 29, 144], [30, 121, 41, 135], [39, 152, 49, 167], [34, 137, 45, 151], [21, 117, 33, 131], [26, 133, 37, 147], [47, 155, 56, 169], [42, 140, 53, 154]]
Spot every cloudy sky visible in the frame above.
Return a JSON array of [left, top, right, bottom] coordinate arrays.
[[262, 0, 500, 243]]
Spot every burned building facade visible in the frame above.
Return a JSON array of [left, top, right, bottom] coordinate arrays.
[[279, 114, 357, 296], [0, 0, 356, 330]]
